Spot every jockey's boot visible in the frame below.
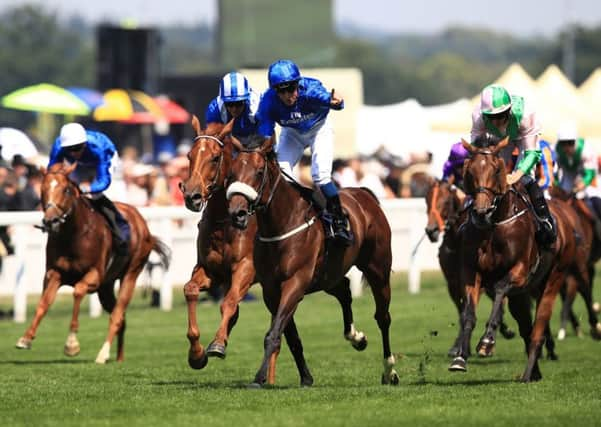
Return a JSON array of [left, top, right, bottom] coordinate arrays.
[[326, 194, 354, 246], [523, 176, 557, 249], [92, 196, 130, 258]]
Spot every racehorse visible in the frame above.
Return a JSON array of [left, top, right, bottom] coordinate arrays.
[[16, 162, 170, 363], [179, 117, 369, 375], [226, 135, 399, 387], [547, 186, 601, 340], [425, 179, 515, 357], [452, 136, 589, 381]]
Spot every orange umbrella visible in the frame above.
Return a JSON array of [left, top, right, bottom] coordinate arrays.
[[93, 89, 164, 123], [155, 96, 190, 124]]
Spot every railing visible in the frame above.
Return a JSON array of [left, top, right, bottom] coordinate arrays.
[[0, 199, 440, 322]]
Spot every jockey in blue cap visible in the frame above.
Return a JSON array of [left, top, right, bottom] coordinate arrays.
[[205, 72, 260, 144], [48, 122, 130, 257], [257, 59, 352, 245]]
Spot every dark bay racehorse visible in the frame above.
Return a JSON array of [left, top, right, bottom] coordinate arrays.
[[226, 136, 399, 387], [16, 162, 170, 363], [453, 136, 589, 381], [548, 186, 601, 340], [179, 117, 369, 374], [425, 179, 515, 357]]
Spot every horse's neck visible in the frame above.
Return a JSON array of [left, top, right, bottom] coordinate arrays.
[[257, 163, 313, 235]]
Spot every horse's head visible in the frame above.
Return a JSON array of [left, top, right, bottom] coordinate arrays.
[[41, 162, 80, 233], [226, 135, 277, 229], [462, 136, 509, 228], [179, 115, 234, 211], [425, 179, 460, 242]]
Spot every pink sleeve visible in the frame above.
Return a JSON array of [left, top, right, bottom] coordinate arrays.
[[470, 106, 486, 143], [517, 109, 541, 151]]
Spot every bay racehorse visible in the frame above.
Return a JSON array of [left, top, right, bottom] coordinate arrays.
[[226, 135, 399, 387], [452, 136, 589, 381], [16, 162, 170, 363], [547, 186, 601, 340], [425, 179, 515, 358], [179, 117, 368, 373]]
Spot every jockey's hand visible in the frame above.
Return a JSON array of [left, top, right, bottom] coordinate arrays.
[[506, 170, 524, 185], [573, 182, 586, 193], [330, 89, 344, 109], [79, 183, 91, 194]]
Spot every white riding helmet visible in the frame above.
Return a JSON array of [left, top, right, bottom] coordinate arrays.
[[59, 123, 87, 148], [557, 122, 578, 141]]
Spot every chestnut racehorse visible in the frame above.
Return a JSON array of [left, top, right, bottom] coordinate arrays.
[[179, 117, 368, 372], [547, 186, 601, 340], [226, 135, 399, 387], [453, 136, 589, 381], [424, 179, 516, 357], [16, 162, 170, 363]]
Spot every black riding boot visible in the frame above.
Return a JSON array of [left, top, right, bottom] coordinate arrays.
[[91, 196, 130, 257], [523, 175, 557, 248], [326, 194, 354, 246]]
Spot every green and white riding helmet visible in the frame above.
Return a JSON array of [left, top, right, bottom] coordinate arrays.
[[480, 84, 512, 115]]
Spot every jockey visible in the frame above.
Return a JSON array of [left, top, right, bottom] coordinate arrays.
[[48, 123, 130, 257], [471, 84, 556, 248], [257, 59, 352, 245], [554, 122, 601, 238], [205, 71, 260, 144]]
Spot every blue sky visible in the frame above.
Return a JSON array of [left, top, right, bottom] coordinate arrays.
[[1, 0, 600, 37]]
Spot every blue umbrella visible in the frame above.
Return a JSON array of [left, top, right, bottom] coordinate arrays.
[[67, 87, 105, 110]]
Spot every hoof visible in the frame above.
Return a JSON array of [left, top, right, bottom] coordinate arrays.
[[449, 357, 467, 372], [381, 370, 400, 385], [206, 341, 226, 359], [351, 336, 368, 351], [476, 338, 495, 357], [500, 327, 516, 340], [95, 342, 111, 364], [15, 337, 32, 350], [557, 328, 566, 341], [546, 352, 559, 361], [300, 377, 314, 388], [64, 333, 80, 357], [590, 323, 601, 340], [188, 351, 209, 370], [247, 382, 263, 389]]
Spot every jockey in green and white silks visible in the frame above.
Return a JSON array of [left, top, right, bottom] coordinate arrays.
[[470, 84, 557, 248]]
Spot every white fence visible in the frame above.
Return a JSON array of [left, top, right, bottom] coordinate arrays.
[[0, 199, 440, 322]]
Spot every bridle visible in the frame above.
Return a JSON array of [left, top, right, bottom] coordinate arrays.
[[40, 172, 76, 232], [466, 150, 506, 213], [191, 134, 226, 201]]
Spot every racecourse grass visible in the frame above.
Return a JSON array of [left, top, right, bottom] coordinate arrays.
[[1, 271, 600, 427]]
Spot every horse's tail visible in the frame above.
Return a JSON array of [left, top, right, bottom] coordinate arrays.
[[359, 186, 380, 205], [151, 236, 172, 270]]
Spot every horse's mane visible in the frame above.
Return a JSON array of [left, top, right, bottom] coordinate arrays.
[[244, 134, 268, 150], [472, 133, 503, 149]]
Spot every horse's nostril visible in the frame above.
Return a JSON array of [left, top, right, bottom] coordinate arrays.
[[191, 193, 202, 201], [235, 210, 247, 219]]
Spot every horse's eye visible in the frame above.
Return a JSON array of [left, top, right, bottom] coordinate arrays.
[[257, 169, 264, 178], [211, 155, 220, 164], [64, 187, 71, 195]]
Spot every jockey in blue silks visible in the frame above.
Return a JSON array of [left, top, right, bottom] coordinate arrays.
[[205, 71, 260, 144], [256, 59, 352, 245], [48, 122, 130, 257]]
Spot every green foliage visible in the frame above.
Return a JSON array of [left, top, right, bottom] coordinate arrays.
[[0, 271, 600, 426]]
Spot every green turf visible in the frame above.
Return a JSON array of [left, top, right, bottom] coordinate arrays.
[[0, 271, 600, 427]]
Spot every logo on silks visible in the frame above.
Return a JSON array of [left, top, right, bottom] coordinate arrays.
[[281, 111, 315, 126]]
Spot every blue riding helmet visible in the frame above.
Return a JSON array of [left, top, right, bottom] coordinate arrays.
[[219, 72, 250, 102], [267, 59, 301, 88]]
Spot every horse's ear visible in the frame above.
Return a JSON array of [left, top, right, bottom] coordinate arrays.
[[230, 135, 244, 152], [492, 136, 510, 155], [218, 118, 235, 141], [461, 138, 475, 154], [48, 163, 62, 173], [64, 161, 77, 175], [260, 135, 275, 155], [191, 115, 202, 136]]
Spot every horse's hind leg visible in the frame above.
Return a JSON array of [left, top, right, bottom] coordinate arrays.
[[64, 282, 88, 357], [544, 324, 558, 360], [361, 265, 399, 385], [283, 317, 313, 387], [207, 259, 255, 358], [558, 275, 580, 340], [575, 266, 601, 339], [16, 270, 62, 350], [184, 265, 212, 369], [325, 277, 367, 351]]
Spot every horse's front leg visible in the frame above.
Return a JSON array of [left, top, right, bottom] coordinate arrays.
[[325, 277, 368, 351], [16, 269, 62, 350], [64, 281, 89, 357], [449, 272, 481, 372], [477, 274, 514, 357], [207, 258, 254, 358], [184, 265, 212, 369], [251, 279, 304, 387]]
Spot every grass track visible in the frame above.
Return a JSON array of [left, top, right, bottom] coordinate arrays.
[[0, 271, 600, 427]]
